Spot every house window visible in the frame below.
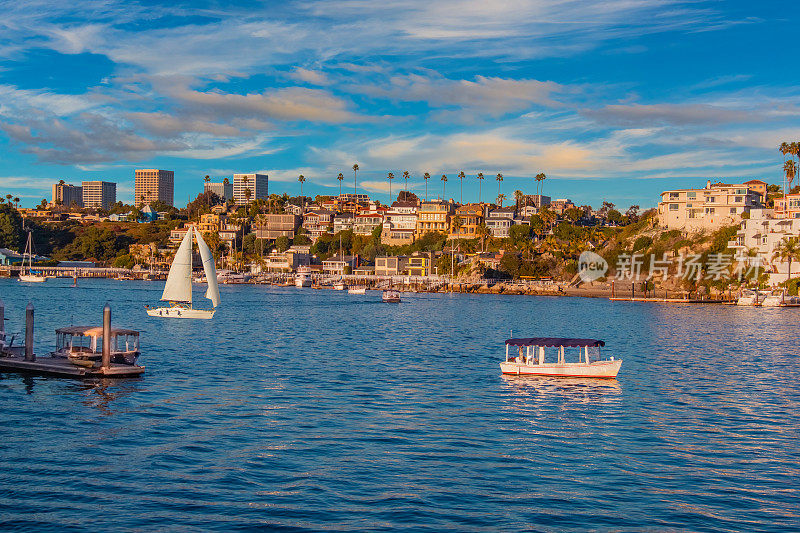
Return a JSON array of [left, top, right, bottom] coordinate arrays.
[[706, 208, 716, 214], [707, 197, 716, 203], [730, 207, 737, 214], [687, 192, 696, 199], [669, 204, 679, 211], [669, 192, 679, 200], [734, 196, 742, 203]]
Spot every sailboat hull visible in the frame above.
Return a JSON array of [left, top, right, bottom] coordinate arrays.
[[146, 307, 216, 319], [19, 275, 46, 283]]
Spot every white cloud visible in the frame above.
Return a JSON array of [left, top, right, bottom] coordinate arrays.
[[288, 67, 330, 85]]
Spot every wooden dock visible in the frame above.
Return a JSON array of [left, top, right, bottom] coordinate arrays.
[[0, 301, 144, 379], [0, 356, 144, 377], [609, 297, 725, 304]]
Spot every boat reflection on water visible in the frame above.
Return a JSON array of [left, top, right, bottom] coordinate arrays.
[[500, 374, 622, 403]]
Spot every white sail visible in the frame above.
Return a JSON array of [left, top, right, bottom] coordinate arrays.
[[194, 229, 221, 308], [161, 227, 193, 303]]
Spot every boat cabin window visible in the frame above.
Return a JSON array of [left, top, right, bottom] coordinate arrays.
[[506, 343, 601, 364]]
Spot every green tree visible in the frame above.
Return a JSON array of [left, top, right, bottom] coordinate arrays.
[[0, 204, 24, 249], [423, 172, 431, 201], [509, 224, 531, 246], [607, 209, 624, 225], [773, 237, 800, 282], [275, 235, 290, 252]]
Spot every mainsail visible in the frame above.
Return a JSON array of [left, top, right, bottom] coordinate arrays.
[[195, 229, 221, 308], [161, 226, 193, 303]]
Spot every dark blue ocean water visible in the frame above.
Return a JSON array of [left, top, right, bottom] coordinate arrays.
[[0, 278, 798, 532]]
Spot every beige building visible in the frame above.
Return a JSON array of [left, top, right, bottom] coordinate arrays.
[[657, 181, 762, 232], [252, 214, 301, 239], [52, 182, 83, 208], [82, 181, 116, 210], [415, 200, 454, 239], [232, 173, 268, 205], [135, 169, 174, 207]]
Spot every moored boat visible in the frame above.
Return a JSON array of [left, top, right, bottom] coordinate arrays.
[[18, 231, 46, 283], [761, 289, 800, 307], [295, 266, 312, 288], [500, 337, 621, 378], [382, 289, 401, 303], [348, 287, 367, 295], [737, 289, 766, 306]]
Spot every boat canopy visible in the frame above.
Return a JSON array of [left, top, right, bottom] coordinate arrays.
[[56, 326, 139, 337], [505, 337, 605, 347]]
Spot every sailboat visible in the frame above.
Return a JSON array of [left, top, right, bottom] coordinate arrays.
[[19, 231, 46, 283], [145, 226, 220, 319]]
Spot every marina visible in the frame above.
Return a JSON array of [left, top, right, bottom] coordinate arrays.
[[0, 279, 797, 530]]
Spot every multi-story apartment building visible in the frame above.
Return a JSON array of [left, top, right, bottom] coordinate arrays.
[[449, 204, 485, 240], [135, 169, 174, 206], [354, 213, 383, 236], [521, 194, 551, 208], [658, 180, 762, 231], [204, 179, 233, 202], [232, 173, 268, 205], [52, 182, 83, 208], [727, 208, 800, 285], [252, 214, 301, 239], [406, 255, 432, 277], [322, 255, 358, 276], [486, 207, 517, 238], [199, 213, 224, 234], [415, 200, 455, 239], [81, 181, 116, 210]]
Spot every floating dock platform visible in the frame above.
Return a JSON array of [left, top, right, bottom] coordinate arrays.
[[0, 300, 144, 379]]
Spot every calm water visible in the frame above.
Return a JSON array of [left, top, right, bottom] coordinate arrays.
[[0, 279, 798, 532]]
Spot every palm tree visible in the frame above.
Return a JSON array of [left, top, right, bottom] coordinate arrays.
[[337, 173, 344, 195], [514, 190, 523, 212], [773, 237, 800, 283], [441, 174, 448, 199], [403, 170, 410, 192], [451, 215, 462, 236], [785, 160, 797, 189], [352, 163, 359, 195], [538, 172, 547, 197], [477, 172, 484, 203], [244, 188, 252, 204], [204, 175, 210, 184], [475, 222, 490, 252], [497, 193, 506, 208], [423, 172, 431, 201], [387, 172, 394, 202], [298, 174, 306, 210], [458, 171, 465, 204], [14, 197, 19, 208], [496, 173, 503, 197]]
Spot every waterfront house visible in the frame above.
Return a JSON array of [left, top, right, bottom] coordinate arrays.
[[253, 213, 301, 239], [448, 204, 485, 240], [333, 214, 355, 233], [658, 180, 762, 232], [549, 199, 575, 216], [302, 209, 335, 240], [406, 254, 432, 277], [323, 255, 359, 276], [486, 207, 517, 238], [0, 248, 24, 265], [728, 207, 800, 285], [415, 200, 454, 239], [354, 213, 384, 236], [262, 248, 311, 272], [773, 193, 800, 219], [375, 256, 409, 276]]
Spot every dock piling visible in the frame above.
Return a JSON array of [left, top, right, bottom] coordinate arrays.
[[24, 302, 34, 361], [0, 298, 5, 334], [101, 303, 111, 369]]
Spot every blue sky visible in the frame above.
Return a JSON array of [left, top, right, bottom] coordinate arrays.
[[0, 0, 798, 209]]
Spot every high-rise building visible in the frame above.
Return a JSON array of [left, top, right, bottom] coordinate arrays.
[[82, 181, 116, 210], [204, 180, 233, 202], [51, 182, 83, 208], [135, 169, 174, 207], [232, 173, 268, 205]]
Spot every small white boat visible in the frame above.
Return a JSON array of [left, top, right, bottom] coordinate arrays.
[[295, 266, 312, 288], [146, 226, 219, 319], [18, 231, 46, 283], [333, 280, 347, 291], [761, 290, 800, 307], [737, 289, 767, 306], [500, 337, 621, 378], [382, 289, 401, 303], [348, 287, 367, 295]]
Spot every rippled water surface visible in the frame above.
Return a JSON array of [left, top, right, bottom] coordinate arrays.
[[0, 279, 798, 531]]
